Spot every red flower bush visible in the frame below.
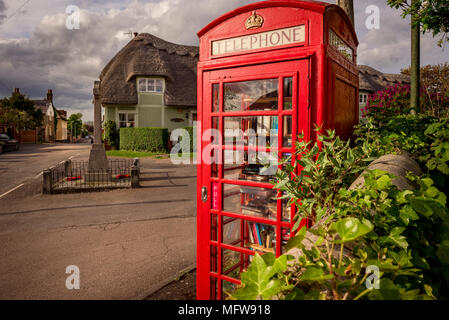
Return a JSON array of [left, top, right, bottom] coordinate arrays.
[[363, 83, 449, 119]]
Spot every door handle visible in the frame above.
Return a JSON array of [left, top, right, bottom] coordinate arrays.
[[202, 187, 208, 202]]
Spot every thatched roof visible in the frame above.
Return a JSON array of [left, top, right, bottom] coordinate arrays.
[[358, 65, 410, 93], [99, 33, 199, 107]]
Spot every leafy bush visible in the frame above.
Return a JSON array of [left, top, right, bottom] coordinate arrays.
[[104, 120, 119, 149], [228, 81, 449, 301], [231, 130, 449, 300], [354, 113, 436, 159], [120, 127, 168, 153], [421, 119, 449, 175]]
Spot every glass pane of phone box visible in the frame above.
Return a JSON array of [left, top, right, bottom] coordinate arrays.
[[224, 116, 278, 147], [223, 79, 279, 112], [222, 217, 277, 254], [223, 184, 277, 221], [223, 149, 278, 183]]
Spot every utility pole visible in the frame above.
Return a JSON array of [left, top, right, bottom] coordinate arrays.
[[411, 0, 421, 114], [336, 0, 354, 26]]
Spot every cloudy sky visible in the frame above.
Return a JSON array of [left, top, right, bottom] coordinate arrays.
[[0, 0, 447, 121]]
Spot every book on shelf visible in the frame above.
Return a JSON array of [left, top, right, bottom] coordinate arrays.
[[248, 224, 255, 244], [254, 223, 263, 245], [247, 222, 276, 253]]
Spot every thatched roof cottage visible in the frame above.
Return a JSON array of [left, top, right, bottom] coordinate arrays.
[[358, 65, 411, 104], [357, 65, 410, 121], [98, 33, 199, 132]]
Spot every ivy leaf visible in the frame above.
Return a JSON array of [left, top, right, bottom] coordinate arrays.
[[261, 253, 276, 267], [376, 175, 392, 189], [238, 254, 282, 300], [390, 250, 412, 268], [368, 279, 401, 300], [232, 285, 259, 300], [425, 186, 440, 198], [437, 162, 449, 175], [332, 217, 373, 244], [410, 197, 434, 217], [272, 255, 288, 274], [399, 205, 419, 225], [388, 227, 409, 249], [300, 267, 334, 281]]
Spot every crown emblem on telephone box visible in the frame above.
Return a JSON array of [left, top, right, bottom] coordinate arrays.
[[245, 11, 264, 30]]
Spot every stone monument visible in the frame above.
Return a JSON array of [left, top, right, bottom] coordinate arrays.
[[87, 81, 109, 182]]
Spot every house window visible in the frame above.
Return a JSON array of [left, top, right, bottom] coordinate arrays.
[[119, 113, 136, 128], [359, 94, 368, 104], [138, 78, 164, 93]]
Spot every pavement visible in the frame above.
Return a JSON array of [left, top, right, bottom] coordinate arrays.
[[0, 146, 197, 300]]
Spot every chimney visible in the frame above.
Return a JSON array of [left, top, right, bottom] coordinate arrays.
[[13, 88, 20, 95], [47, 89, 53, 103], [133, 32, 138, 37]]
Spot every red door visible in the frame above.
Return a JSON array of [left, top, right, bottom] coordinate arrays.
[[197, 59, 310, 300]]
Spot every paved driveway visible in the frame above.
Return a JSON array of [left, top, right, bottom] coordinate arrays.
[[0, 143, 91, 197], [0, 158, 197, 299]]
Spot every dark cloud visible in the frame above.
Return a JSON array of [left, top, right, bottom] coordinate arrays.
[[0, 0, 7, 25], [0, 0, 256, 120], [0, 0, 447, 121]]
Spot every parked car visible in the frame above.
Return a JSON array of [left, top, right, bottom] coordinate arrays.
[[0, 134, 20, 154]]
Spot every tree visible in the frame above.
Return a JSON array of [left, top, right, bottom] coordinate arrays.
[[402, 63, 449, 94], [83, 122, 94, 135], [388, 0, 449, 46], [387, 0, 449, 112], [0, 93, 43, 128], [0, 106, 35, 129], [67, 113, 83, 139], [336, 0, 354, 26]]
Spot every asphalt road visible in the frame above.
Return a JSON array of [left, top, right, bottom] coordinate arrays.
[[0, 143, 92, 197], [0, 154, 197, 299]]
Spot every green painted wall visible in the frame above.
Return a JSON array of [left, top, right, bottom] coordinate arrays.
[[103, 88, 196, 132], [104, 105, 116, 122], [139, 94, 163, 105], [164, 106, 189, 132], [138, 106, 163, 127]]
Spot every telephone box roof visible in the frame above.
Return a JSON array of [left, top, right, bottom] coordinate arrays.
[[198, 0, 357, 45]]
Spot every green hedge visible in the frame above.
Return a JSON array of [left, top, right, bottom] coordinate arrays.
[[120, 127, 169, 152], [180, 126, 195, 153]]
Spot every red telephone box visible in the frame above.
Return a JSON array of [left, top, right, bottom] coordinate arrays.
[[196, 0, 359, 300]]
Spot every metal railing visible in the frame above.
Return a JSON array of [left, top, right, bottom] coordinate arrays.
[[43, 159, 139, 194]]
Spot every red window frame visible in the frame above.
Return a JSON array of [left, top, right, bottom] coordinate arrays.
[[198, 59, 310, 300]]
